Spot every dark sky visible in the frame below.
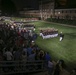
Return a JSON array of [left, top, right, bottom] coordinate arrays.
[[13, 0, 39, 10], [0, 0, 39, 10], [55, 0, 76, 9]]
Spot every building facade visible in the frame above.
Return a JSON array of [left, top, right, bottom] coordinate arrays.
[[39, 0, 54, 20], [20, 10, 40, 18], [39, 0, 76, 20], [19, 0, 76, 20]]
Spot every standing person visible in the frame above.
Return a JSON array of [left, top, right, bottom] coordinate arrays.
[[4, 49, 13, 61], [54, 60, 65, 75], [45, 52, 51, 68], [59, 32, 64, 41], [47, 60, 54, 75], [53, 62, 61, 75], [45, 52, 51, 61], [4, 48, 13, 71]]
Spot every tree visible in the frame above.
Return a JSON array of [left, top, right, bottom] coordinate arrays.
[[1, 0, 17, 16]]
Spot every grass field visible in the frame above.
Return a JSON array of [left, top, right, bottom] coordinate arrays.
[[31, 21, 76, 70]]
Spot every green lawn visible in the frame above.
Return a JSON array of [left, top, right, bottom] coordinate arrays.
[[32, 21, 76, 70]]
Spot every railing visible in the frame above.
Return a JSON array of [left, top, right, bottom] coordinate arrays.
[[0, 60, 46, 75]]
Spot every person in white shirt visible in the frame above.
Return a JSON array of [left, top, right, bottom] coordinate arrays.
[[5, 49, 13, 61]]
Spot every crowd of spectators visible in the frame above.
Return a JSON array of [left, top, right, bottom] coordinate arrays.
[[0, 22, 45, 72], [0, 22, 38, 61], [0, 21, 71, 75]]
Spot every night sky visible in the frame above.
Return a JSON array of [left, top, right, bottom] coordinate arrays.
[[0, 0, 39, 15], [14, 0, 39, 10], [0, 0, 39, 12], [55, 0, 76, 9]]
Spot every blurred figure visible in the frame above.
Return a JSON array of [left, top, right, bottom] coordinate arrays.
[[21, 51, 27, 62], [54, 60, 65, 75], [59, 32, 64, 41], [4, 49, 13, 61], [47, 60, 54, 75], [70, 68, 76, 75], [44, 52, 51, 68]]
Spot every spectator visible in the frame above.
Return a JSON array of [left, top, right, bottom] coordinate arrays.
[[45, 52, 51, 68], [21, 51, 27, 62], [4, 49, 13, 61], [13, 48, 22, 60], [54, 63, 61, 75], [58, 60, 66, 69], [23, 46, 27, 56], [45, 52, 51, 61], [32, 33, 37, 41], [27, 46, 33, 56], [28, 51, 35, 61], [54, 60, 65, 75], [47, 60, 54, 75], [39, 50, 45, 60]]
